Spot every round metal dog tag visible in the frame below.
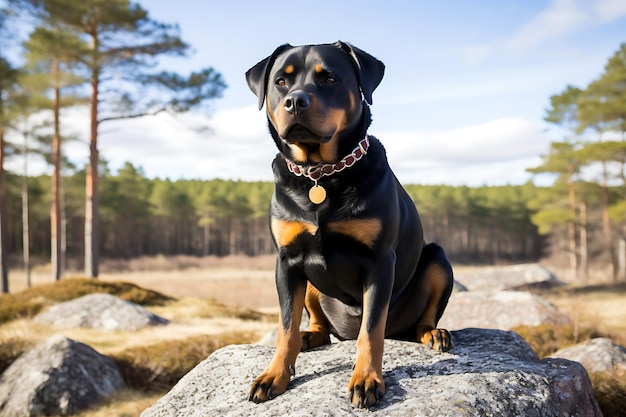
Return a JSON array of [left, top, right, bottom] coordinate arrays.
[[309, 184, 327, 204]]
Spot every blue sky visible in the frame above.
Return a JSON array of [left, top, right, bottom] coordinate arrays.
[[15, 0, 626, 185]]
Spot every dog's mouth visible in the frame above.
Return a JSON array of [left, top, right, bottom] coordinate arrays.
[[283, 124, 330, 143]]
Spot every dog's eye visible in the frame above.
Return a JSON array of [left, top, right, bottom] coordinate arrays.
[[325, 76, 336, 84], [276, 78, 286, 86]]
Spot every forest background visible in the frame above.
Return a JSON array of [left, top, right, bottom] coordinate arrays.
[[1, 1, 626, 292]]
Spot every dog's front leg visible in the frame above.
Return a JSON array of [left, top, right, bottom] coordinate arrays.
[[348, 252, 395, 408], [249, 263, 305, 403]]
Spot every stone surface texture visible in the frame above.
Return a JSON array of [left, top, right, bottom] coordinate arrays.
[[142, 328, 600, 417], [455, 263, 565, 291], [0, 335, 124, 417], [439, 290, 572, 331], [551, 337, 626, 375], [34, 293, 168, 331]]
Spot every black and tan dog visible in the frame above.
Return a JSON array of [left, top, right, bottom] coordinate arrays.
[[245, 41, 454, 408]]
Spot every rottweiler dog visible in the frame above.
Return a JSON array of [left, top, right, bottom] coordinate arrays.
[[245, 41, 454, 408]]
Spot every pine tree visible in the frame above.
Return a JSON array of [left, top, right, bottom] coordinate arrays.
[[530, 86, 583, 275], [12, 0, 226, 277], [0, 7, 19, 292], [23, 26, 87, 280]]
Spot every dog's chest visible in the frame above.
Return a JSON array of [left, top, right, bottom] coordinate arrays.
[[271, 217, 380, 303]]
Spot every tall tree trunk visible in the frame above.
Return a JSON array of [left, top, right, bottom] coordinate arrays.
[[600, 161, 616, 279], [51, 59, 62, 281], [579, 202, 588, 282], [22, 130, 31, 288], [85, 67, 99, 278], [203, 222, 210, 256], [567, 165, 578, 275], [0, 129, 8, 293], [60, 176, 66, 275], [229, 219, 236, 255]]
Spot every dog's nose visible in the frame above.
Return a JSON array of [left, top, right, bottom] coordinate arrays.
[[284, 91, 310, 114]]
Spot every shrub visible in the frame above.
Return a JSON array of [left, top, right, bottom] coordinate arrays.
[[111, 332, 257, 392], [588, 371, 626, 417], [0, 336, 33, 374], [511, 322, 602, 358]]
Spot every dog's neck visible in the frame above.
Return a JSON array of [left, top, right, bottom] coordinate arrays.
[[283, 136, 370, 181]]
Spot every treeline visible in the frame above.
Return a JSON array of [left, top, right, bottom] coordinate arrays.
[[1, 163, 543, 265], [530, 43, 626, 280]]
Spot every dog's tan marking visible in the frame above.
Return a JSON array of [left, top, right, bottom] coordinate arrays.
[[416, 263, 452, 352], [249, 284, 305, 402], [318, 108, 349, 162], [327, 218, 382, 249], [266, 96, 277, 126], [348, 289, 387, 408], [315, 63, 323, 73], [287, 143, 308, 163], [271, 219, 318, 248], [301, 282, 331, 351], [285, 64, 294, 74]]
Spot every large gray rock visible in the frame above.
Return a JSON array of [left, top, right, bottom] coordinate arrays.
[[439, 291, 572, 331], [141, 328, 600, 417], [0, 335, 124, 417], [551, 337, 626, 375], [34, 293, 168, 331], [455, 263, 565, 291]]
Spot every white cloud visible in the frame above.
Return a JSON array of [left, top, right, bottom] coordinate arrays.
[[460, 0, 621, 66], [593, 0, 626, 21], [9, 106, 549, 187], [59, 105, 275, 181], [381, 117, 549, 185], [507, 0, 589, 51]]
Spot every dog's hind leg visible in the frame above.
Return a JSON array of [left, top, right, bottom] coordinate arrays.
[[301, 282, 331, 351], [414, 243, 454, 352]]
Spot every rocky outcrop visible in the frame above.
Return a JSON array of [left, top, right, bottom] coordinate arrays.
[[551, 337, 626, 375], [34, 293, 168, 331], [0, 335, 124, 417], [141, 328, 601, 417], [455, 263, 565, 291], [439, 290, 572, 331]]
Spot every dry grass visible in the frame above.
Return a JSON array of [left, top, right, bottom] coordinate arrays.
[[72, 390, 163, 417], [529, 282, 626, 346], [112, 332, 258, 392], [588, 371, 626, 417]]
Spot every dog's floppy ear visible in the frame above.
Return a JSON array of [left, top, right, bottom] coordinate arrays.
[[246, 44, 293, 110], [335, 41, 385, 105]]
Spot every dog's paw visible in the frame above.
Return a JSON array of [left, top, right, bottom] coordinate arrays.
[[420, 328, 452, 352], [347, 366, 385, 408], [300, 330, 331, 351], [248, 366, 294, 403]]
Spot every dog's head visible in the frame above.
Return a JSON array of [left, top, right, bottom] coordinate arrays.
[[246, 42, 385, 164]]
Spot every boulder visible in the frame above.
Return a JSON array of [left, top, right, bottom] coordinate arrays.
[[455, 263, 565, 291], [141, 328, 600, 417], [0, 335, 124, 417], [439, 291, 571, 331], [551, 337, 626, 375], [34, 293, 168, 331]]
